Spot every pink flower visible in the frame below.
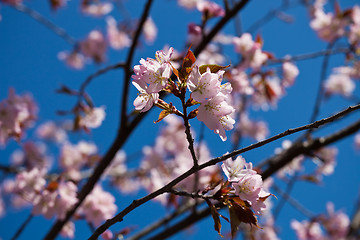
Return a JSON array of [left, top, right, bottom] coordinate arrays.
[[60, 141, 97, 171], [82, 2, 113, 17], [187, 23, 202, 46], [55, 181, 78, 220], [233, 33, 268, 69], [143, 17, 157, 44], [0, 88, 38, 146], [132, 81, 159, 112], [187, 66, 222, 103], [58, 51, 85, 70], [227, 68, 254, 95], [310, 8, 346, 42], [236, 114, 269, 141], [132, 48, 173, 94], [32, 189, 58, 218], [80, 185, 117, 226], [355, 133, 360, 149], [314, 147, 337, 176], [197, 95, 235, 141], [80, 30, 107, 63], [106, 17, 131, 50], [291, 219, 325, 240], [197, 1, 225, 18], [21, 141, 51, 170], [252, 75, 283, 110], [324, 73, 355, 97], [221, 155, 256, 182], [36, 121, 67, 143], [178, 0, 200, 9], [60, 221, 75, 239], [14, 168, 46, 203], [282, 62, 299, 87], [323, 202, 349, 239], [79, 106, 106, 129]]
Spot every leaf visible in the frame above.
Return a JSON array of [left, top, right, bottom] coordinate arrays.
[[179, 47, 196, 81], [205, 199, 223, 237], [228, 199, 259, 239], [188, 109, 198, 119], [198, 64, 230, 74], [154, 110, 170, 123]]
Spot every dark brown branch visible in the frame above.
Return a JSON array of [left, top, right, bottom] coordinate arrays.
[[42, 1, 155, 239], [88, 103, 360, 239], [140, 116, 360, 240]]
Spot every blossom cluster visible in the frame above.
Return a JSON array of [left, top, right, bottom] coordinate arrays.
[[0, 88, 38, 146], [132, 47, 236, 141], [221, 156, 270, 214], [291, 202, 350, 240]]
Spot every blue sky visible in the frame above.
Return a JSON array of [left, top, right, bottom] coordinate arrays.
[[1, 0, 360, 239]]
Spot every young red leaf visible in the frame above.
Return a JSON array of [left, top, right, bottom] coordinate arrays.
[[198, 64, 230, 75], [205, 199, 223, 237], [154, 110, 170, 123], [179, 47, 196, 82]]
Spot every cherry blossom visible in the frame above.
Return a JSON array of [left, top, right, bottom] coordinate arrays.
[[0, 88, 38, 146], [13, 168, 46, 202], [221, 155, 255, 182], [60, 221, 75, 239], [187, 66, 222, 103], [143, 17, 157, 44], [79, 106, 106, 129], [322, 202, 349, 239], [80, 185, 117, 226], [132, 81, 159, 112], [132, 48, 173, 94], [355, 133, 360, 149], [222, 156, 270, 214], [57, 51, 85, 70], [106, 17, 131, 50], [227, 68, 254, 95], [324, 73, 355, 97], [314, 147, 337, 176], [178, 0, 201, 9], [36, 121, 67, 143], [187, 23, 202, 46], [81, 2, 113, 17], [236, 114, 269, 141], [291, 219, 325, 240], [233, 33, 268, 69], [197, 94, 235, 141], [310, 8, 347, 42], [282, 61, 299, 87], [80, 30, 107, 63], [197, 1, 225, 18]]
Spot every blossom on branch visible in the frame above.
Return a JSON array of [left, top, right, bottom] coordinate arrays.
[[0, 88, 38, 146]]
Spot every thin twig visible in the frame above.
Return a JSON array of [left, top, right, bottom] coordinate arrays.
[[308, 42, 335, 128], [269, 47, 350, 64], [272, 183, 315, 219], [78, 62, 126, 104], [13, 4, 77, 45], [11, 213, 33, 240], [42, 1, 155, 239], [88, 103, 360, 240], [139, 117, 360, 240]]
